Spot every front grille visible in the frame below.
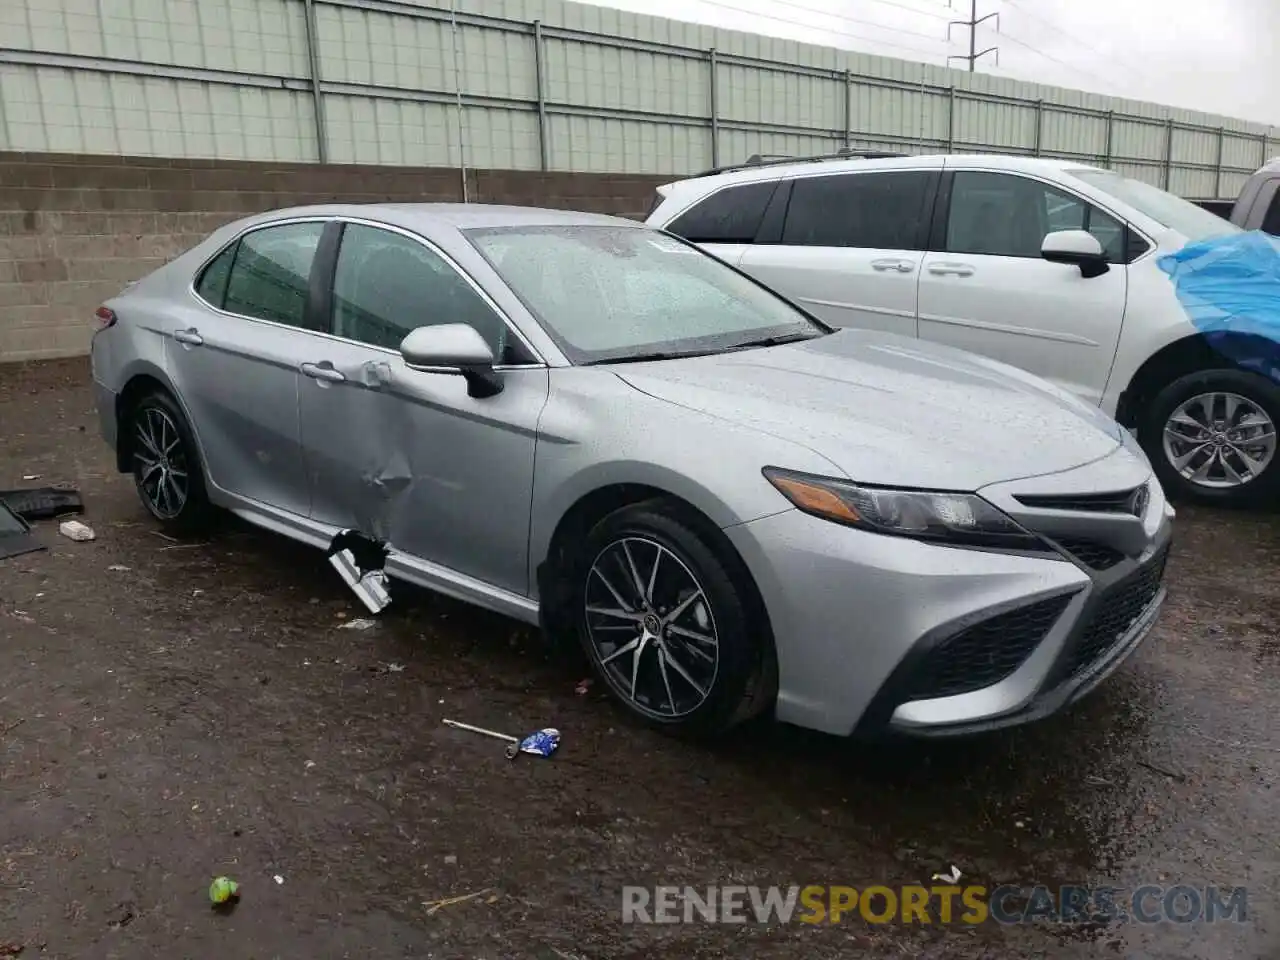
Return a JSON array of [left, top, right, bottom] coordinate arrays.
[[1015, 487, 1144, 514], [905, 595, 1073, 701], [1064, 544, 1170, 677], [1055, 536, 1126, 570]]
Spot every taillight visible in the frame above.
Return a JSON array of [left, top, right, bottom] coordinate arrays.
[[94, 306, 116, 329]]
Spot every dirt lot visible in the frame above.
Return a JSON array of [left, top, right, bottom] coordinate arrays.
[[1, 358, 1278, 959]]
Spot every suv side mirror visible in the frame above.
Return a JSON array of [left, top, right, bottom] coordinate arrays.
[[1041, 230, 1110, 278], [399, 324, 503, 398]]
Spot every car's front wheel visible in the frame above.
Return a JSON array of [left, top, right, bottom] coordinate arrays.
[[127, 390, 213, 534], [570, 501, 772, 735], [1143, 368, 1280, 507]]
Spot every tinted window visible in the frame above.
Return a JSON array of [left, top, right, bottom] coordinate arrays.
[[1262, 183, 1280, 236], [333, 223, 511, 358], [947, 172, 1128, 262], [224, 222, 324, 327], [667, 181, 777, 243], [194, 243, 236, 309], [782, 171, 932, 249]]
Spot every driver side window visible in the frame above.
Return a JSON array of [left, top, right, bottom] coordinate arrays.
[[331, 224, 516, 360]]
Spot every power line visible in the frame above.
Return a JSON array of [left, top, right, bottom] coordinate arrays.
[[946, 0, 999, 72], [994, 30, 1116, 90], [691, 0, 948, 61], [735, 0, 948, 44], [1000, 0, 1158, 91]]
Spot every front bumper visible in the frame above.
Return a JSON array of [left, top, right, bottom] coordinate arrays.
[[724, 479, 1173, 738]]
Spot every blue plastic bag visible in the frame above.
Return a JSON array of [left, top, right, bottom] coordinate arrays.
[[1158, 231, 1280, 378]]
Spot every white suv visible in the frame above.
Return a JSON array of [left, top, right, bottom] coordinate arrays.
[[647, 154, 1278, 507]]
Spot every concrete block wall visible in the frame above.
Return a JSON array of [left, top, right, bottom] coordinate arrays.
[[0, 151, 666, 362]]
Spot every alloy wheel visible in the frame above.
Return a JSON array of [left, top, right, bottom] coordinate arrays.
[[134, 406, 190, 519], [584, 536, 719, 719], [1161, 392, 1277, 490]]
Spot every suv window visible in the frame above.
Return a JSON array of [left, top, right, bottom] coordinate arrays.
[[332, 223, 513, 359], [194, 243, 237, 309], [1262, 182, 1280, 236], [223, 222, 325, 327], [946, 172, 1129, 262], [781, 171, 932, 249], [666, 181, 777, 243]]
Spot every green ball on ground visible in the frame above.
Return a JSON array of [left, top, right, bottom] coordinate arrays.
[[209, 876, 240, 904]]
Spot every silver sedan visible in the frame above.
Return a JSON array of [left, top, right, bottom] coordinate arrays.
[[90, 204, 1173, 736]]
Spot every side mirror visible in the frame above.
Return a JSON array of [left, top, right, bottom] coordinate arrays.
[[1041, 230, 1110, 278], [399, 323, 503, 398]]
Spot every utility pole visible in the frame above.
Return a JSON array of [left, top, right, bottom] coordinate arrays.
[[947, 0, 999, 72]]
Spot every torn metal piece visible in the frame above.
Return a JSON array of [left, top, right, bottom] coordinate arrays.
[[0, 502, 44, 560], [326, 530, 391, 614], [0, 486, 84, 521]]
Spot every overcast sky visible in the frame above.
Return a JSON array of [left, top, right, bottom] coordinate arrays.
[[586, 0, 1280, 127]]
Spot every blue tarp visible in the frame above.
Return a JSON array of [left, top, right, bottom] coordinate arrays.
[[1158, 230, 1280, 378]]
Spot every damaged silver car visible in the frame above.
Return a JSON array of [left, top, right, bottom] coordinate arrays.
[[91, 204, 1173, 737]]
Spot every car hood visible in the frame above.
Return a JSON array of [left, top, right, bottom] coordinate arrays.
[[612, 330, 1125, 491]]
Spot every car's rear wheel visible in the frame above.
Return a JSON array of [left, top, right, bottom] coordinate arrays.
[[127, 390, 213, 534], [1143, 368, 1280, 507], [570, 500, 770, 735]]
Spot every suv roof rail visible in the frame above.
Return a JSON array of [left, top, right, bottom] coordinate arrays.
[[692, 148, 910, 178]]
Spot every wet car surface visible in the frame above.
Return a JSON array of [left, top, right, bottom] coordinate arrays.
[[1, 358, 1277, 959]]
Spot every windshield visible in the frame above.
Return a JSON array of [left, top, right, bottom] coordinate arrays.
[[1068, 168, 1241, 242], [465, 225, 826, 364]]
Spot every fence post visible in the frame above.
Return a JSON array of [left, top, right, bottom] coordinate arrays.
[[1261, 132, 1270, 168], [1033, 99, 1043, 157], [1214, 126, 1224, 198], [947, 86, 955, 152], [843, 69, 852, 150], [1103, 110, 1113, 168], [302, 0, 328, 163], [1163, 118, 1174, 190], [708, 48, 719, 170], [533, 20, 549, 171]]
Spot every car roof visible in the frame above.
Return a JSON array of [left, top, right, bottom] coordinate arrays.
[[661, 153, 1104, 193], [227, 202, 641, 234]]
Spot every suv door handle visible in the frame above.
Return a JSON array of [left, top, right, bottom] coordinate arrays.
[[928, 262, 975, 277], [870, 258, 915, 273], [173, 328, 203, 346], [300, 361, 346, 383]]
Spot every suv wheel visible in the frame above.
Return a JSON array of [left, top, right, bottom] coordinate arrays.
[[1143, 368, 1280, 506], [569, 501, 771, 734]]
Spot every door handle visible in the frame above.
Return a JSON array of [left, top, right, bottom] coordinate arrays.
[[870, 259, 915, 273], [928, 263, 975, 277], [173, 328, 203, 346], [300, 361, 346, 383]]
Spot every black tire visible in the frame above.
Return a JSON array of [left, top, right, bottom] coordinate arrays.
[[1141, 368, 1280, 507], [126, 390, 214, 535], [569, 500, 772, 735]]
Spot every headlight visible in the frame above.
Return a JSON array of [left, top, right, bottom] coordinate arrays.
[[762, 467, 1050, 551]]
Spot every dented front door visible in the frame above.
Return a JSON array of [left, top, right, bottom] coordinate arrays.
[[297, 341, 547, 596]]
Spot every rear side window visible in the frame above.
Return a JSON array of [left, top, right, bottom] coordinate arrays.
[[224, 222, 325, 328], [666, 181, 777, 243], [1262, 182, 1280, 236], [194, 243, 236, 309], [782, 171, 932, 249]]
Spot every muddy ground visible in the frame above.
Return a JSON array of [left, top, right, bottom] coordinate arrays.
[[1, 358, 1278, 959]]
